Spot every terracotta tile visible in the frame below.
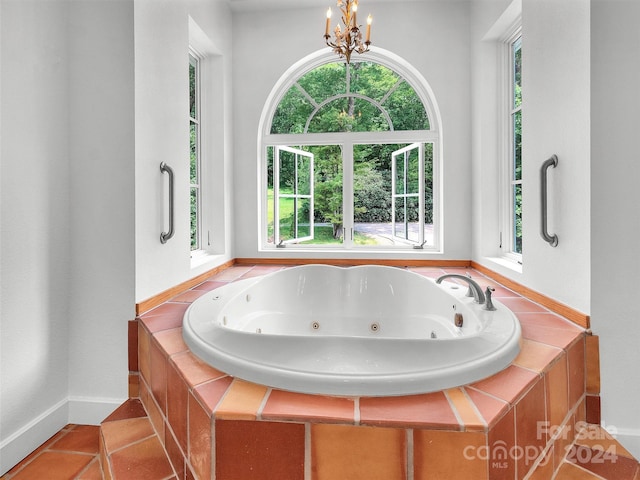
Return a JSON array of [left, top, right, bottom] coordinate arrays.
[[446, 388, 485, 431], [150, 338, 168, 413], [215, 379, 268, 420], [128, 319, 138, 371], [191, 280, 227, 292], [518, 313, 583, 349], [465, 387, 509, 428], [585, 335, 600, 394], [515, 378, 547, 478], [516, 312, 583, 332], [311, 424, 406, 480], [167, 361, 189, 452], [216, 420, 305, 480], [213, 265, 255, 281], [164, 424, 185, 480], [128, 373, 140, 398], [139, 303, 189, 333], [170, 350, 226, 388], [553, 419, 575, 473], [194, 376, 234, 414], [154, 327, 189, 356], [171, 289, 207, 303], [488, 407, 516, 479], [554, 461, 603, 479], [585, 395, 601, 425], [189, 393, 212, 480], [78, 457, 102, 480], [414, 429, 488, 480], [359, 391, 459, 429], [262, 389, 355, 424], [138, 321, 151, 384], [48, 425, 100, 455], [102, 398, 147, 423], [575, 424, 636, 459], [546, 353, 569, 428], [241, 265, 285, 277], [566, 444, 639, 479], [142, 301, 190, 319], [140, 380, 164, 444], [407, 266, 447, 279], [471, 365, 538, 404], [514, 339, 563, 373], [526, 447, 555, 480], [10, 451, 94, 480], [109, 435, 175, 479], [498, 297, 548, 313], [568, 336, 586, 408], [101, 417, 155, 453]]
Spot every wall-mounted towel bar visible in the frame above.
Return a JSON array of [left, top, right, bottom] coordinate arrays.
[[160, 162, 175, 244], [540, 155, 558, 247]]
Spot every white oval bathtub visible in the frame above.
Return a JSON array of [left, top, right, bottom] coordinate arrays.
[[182, 265, 521, 397]]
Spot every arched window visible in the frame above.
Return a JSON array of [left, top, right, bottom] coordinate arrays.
[[259, 48, 442, 251]]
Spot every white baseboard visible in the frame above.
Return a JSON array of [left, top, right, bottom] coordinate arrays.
[[615, 428, 640, 460], [0, 398, 69, 476], [0, 396, 126, 475], [67, 396, 126, 426]]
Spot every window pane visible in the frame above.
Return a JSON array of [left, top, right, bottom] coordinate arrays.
[[297, 154, 312, 196], [513, 109, 522, 181], [297, 62, 347, 103], [271, 87, 315, 134], [385, 81, 430, 130], [307, 97, 389, 133], [513, 37, 522, 109], [304, 144, 342, 244], [424, 142, 434, 234], [395, 153, 405, 195], [350, 62, 399, 103], [189, 56, 197, 119], [190, 123, 198, 184], [513, 183, 522, 254], [190, 188, 198, 250]]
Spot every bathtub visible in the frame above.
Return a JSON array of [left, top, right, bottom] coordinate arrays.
[[182, 265, 521, 397]]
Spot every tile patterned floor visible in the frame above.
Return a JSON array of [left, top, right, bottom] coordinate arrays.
[[0, 424, 102, 480]]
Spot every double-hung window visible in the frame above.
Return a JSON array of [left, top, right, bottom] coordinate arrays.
[[189, 51, 201, 251], [511, 34, 523, 255], [501, 29, 522, 259]]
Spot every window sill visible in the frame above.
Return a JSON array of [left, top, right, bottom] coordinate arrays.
[[485, 255, 523, 274], [190, 250, 225, 270]]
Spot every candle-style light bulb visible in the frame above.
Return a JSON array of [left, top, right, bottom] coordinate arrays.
[[352, 3, 357, 29], [325, 8, 332, 37], [366, 14, 372, 43]]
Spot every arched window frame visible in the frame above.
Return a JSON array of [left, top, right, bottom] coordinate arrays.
[[258, 47, 443, 252]]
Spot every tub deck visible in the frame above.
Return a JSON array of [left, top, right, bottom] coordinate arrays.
[[125, 264, 601, 480]]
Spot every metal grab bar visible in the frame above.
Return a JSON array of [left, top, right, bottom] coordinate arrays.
[[540, 155, 558, 247], [160, 162, 175, 244]]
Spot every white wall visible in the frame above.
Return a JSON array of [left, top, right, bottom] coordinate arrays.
[[232, 1, 472, 261], [67, 0, 135, 420], [0, 1, 72, 472], [134, 0, 234, 303], [471, 0, 591, 315], [591, 0, 640, 458], [1, 0, 137, 473]]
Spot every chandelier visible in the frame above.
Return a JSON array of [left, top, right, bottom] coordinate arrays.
[[324, 0, 372, 64]]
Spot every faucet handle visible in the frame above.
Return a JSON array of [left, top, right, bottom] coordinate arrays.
[[484, 287, 497, 311]]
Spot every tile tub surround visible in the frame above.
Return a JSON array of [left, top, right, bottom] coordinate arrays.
[[130, 265, 607, 480]]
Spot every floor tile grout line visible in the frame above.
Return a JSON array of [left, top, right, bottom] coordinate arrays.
[[106, 431, 158, 456]]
